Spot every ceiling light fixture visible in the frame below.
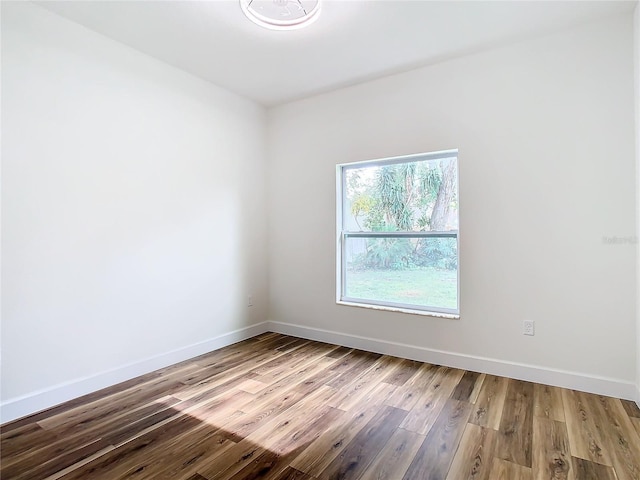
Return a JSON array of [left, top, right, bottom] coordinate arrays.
[[240, 0, 321, 31]]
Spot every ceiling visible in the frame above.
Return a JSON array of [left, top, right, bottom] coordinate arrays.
[[37, 0, 636, 106]]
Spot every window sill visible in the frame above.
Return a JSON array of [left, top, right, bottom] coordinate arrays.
[[337, 300, 460, 319]]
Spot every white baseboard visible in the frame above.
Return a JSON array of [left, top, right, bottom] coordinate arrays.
[[267, 320, 637, 401], [0, 322, 269, 424], [3, 319, 635, 424]]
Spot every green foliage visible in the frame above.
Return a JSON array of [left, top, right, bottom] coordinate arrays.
[[418, 165, 442, 226], [355, 233, 414, 270], [359, 161, 444, 232], [347, 158, 456, 271], [376, 163, 416, 230], [350, 194, 375, 218], [352, 237, 457, 271], [415, 237, 458, 270]]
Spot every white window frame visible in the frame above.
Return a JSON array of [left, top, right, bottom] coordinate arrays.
[[336, 150, 460, 317]]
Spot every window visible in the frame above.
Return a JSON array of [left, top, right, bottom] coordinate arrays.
[[337, 150, 459, 316]]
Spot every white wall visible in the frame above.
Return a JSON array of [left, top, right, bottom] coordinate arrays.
[[1, 2, 268, 419], [268, 14, 637, 397], [1, 3, 637, 423], [635, 2, 640, 405]]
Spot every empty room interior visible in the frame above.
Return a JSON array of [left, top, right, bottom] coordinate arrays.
[[2, 0, 640, 479]]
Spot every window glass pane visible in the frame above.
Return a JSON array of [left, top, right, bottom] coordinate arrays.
[[343, 156, 458, 233], [345, 236, 457, 311]]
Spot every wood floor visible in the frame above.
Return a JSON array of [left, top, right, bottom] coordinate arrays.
[[2, 333, 640, 480]]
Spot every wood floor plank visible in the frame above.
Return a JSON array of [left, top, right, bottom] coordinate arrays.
[[147, 442, 236, 480], [242, 357, 333, 412], [273, 467, 315, 480], [533, 384, 565, 422], [199, 390, 338, 479], [451, 370, 483, 402], [186, 336, 297, 378], [251, 342, 321, 380], [489, 458, 533, 480], [226, 449, 282, 480], [111, 398, 251, 479], [239, 409, 346, 480], [178, 350, 284, 396], [445, 423, 496, 480], [468, 373, 486, 404], [266, 405, 344, 458], [381, 358, 422, 387], [249, 332, 279, 343], [237, 378, 269, 394], [246, 386, 341, 452], [197, 440, 267, 480], [5, 438, 112, 480], [225, 364, 337, 443], [469, 374, 508, 430], [2, 333, 639, 480], [191, 337, 281, 370], [129, 412, 241, 479], [358, 428, 424, 480], [3, 422, 120, 480], [402, 399, 472, 480], [38, 378, 185, 432], [591, 395, 640, 480], [399, 366, 465, 435], [571, 457, 617, 480], [325, 346, 352, 359], [0, 422, 58, 461], [620, 399, 640, 418], [44, 445, 117, 480], [224, 391, 305, 442], [632, 417, 640, 439], [59, 391, 245, 480], [562, 389, 613, 466], [275, 337, 310, 353], [54, 414, 209, 480], [328, 355, 399, 411], [495, 379, 534, 468], [1, 360, 200, 434], [102, 398, 187, 446], [21, 393, 182, 467], [185, 474, 209, 480], [124, 390, 246, 451], [119, 426, 236, 480], [317, 405, 407, 480], [289, 383, 396, 477], [173, 345, 272, 381], [532, 417, 573, 480], [326, 351, 382, 391], [385, 363, 439, 411]]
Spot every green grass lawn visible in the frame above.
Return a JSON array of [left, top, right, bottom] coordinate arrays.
[[346, 267, 457, 310]]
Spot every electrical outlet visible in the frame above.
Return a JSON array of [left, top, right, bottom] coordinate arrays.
[[248, 295, 253, 307], [523, 320, 535, 336]]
